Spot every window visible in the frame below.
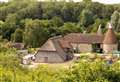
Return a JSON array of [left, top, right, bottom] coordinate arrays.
[[92, 43, 102, 53]]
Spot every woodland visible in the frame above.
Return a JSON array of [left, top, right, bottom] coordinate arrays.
[[0, 0, 120, 82]]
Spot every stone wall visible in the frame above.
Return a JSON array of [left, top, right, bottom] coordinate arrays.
[[71, 43, 92, 52], [35, 51, 64, 63]]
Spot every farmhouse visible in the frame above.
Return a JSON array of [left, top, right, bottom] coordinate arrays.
[[35, 23, 118, 63]]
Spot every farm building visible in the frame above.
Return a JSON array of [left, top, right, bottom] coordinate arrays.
[[35, 23, 118, 63], [35, 36, 73, 63]]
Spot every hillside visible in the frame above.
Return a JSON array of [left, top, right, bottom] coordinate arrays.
[[0, 0, 119, 47]]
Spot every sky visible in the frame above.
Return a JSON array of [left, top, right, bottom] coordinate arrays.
[[0, 0, 120, 4], [93, 0, 120, 4]]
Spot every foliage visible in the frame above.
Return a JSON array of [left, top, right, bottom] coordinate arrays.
[[1, 49, 120, 82], [50, 16, 64, 27], [0, 1, 119, 82], [23, 19, 49, 47], [0, 0, 120, 82], [60, 22, 82, 35], [11, 28, 23, 42], [111, 11, 120, 32], [80, 9, 95, 27], [0, 0, 119, 47]]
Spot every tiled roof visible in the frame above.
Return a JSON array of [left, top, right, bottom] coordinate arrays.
[[40, 39, 57, 51], [63, 33, 104, 44], [38, 36, 69, 60], [39, 30, 118, 52], [103, 28, 117, 44], [58, 39, 71, 48], [39, 33, 104, 52]]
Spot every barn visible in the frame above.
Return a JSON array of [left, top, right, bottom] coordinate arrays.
[[35, 36, 73, 63], [35, 23, 118, 63]]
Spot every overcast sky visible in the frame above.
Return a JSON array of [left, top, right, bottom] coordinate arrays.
[[93, 0, 120, 4], [0, 0, 120, 4]]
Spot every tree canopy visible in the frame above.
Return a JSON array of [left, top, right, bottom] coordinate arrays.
[[0, 0, 119, 47]]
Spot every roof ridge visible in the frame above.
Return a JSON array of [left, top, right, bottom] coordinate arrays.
[[52, 39, 67, 61], [49, 35, 62, 40]]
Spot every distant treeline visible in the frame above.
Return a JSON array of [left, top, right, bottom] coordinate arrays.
[[0, 0, 119, 47]]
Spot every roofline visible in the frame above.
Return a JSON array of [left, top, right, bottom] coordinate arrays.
[[66, 33, 104, 36], [49, 35, 62, 40], [103, 42, 118, 45], [38, 50, 56, 52], [70, 42, 103, 44]]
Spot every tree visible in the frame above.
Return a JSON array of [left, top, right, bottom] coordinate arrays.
[[0, 0, 119, 46], [80, 9, 94, 27], [0, 1, 29, 20], [1, 14, 18, 40], [83, 0, 92, 3], [60, 22, 82, 35], [23, 19, 49, 47], [91, 18, 108, 33], [111, 11, 120, 32], [61, 2, 77, 22], [0, 20, 4, 35], [101, 5, 114, 19], [11, 28, 23, 42], [50, 16, 64, 27], [42, 2, 62, 19], [117, 18, 120, 32], [85, 2, 103, 18]]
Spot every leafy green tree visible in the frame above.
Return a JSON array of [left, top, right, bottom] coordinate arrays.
[[111, 11, 120, 32], [101, 5, 114, 19], [61, 2, 77, 22], [80, 9, 94, 27], [117, 18, 120, 32], [11, 28, 23, 42], [83, 0, 92, 3], [1, 14, 18, 40], [85, 2, 103, 18], [0, 0, 119, 47], [0, 1, 29, 20], [42, 2, 62, 19], [23, 19, 49, 47], [50, 16, 64, 27], [60, 22, 82, 35], [91, 18, 108, 33]]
